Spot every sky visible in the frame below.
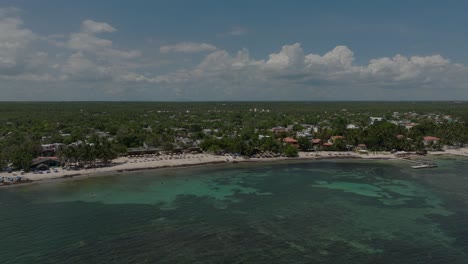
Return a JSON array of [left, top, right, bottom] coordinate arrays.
[[0, 0, 468, 101]]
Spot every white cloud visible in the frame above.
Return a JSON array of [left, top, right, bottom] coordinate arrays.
[[60, 19, 143, 83], [305, 46, 354, 69], [265, 43, 304, 70], [227, 27, 248, 36], [0, 6, 467, 100], [160, 42, 217, 54], [151, 44, 468, 100], [0, 7, 53, 81], [81, 19, 116, 34], [66, 20, 141, 59]]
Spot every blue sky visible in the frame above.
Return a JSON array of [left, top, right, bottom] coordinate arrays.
[[1, 0, 468, 100]]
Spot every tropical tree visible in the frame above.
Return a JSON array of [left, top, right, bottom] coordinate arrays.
[[298, 137, 312, 151], [283, 145, 299, 157]]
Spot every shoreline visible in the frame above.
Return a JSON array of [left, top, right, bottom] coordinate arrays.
[[1, 149, 468, 188]]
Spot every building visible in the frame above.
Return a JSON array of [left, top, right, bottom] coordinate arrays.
[[370, 117, 383, 124], [329, 136, 345, 143], [356, 144, 368, 154], [312, 139, 322, 144], [41, 143, 65, 156], [423, 136, 440, 145], [283, 137, 298, 147], [405, 123, 418, 130], [127, 147, 160, 156], [271, 126, 289, 134], [31, 157, 61, 170]]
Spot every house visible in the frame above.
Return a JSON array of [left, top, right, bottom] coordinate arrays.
[[423, 136, 440, 145], [41, 143, 65, 156], [283, 137, 298, 147], [405, 123, 418, 130], [312, 139, 322, 144], [271, 126, 288, 134], [357, 144, 367, 150], [346, 124, 358, 129], [370, 117, 383, 124], [329, 136, 345, 143]]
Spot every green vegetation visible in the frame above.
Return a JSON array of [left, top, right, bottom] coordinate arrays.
[[0, 101, 467, 171], [283, 145, 299, 157]]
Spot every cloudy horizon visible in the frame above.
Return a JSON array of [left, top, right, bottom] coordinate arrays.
[[1, 1, 467, 101]]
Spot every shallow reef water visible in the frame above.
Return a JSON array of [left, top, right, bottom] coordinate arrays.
[[1, 158, 467, 264]]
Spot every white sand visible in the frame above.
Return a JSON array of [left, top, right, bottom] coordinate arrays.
[[1, 149, 467, 184]]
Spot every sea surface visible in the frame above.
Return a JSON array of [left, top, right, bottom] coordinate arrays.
[[1, 158, 467, 264]]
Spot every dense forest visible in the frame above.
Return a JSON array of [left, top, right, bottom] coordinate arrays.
[[1, 101, 467, 171]]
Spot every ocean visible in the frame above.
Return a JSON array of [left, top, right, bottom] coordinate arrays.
[[1, 158, 467, 263]]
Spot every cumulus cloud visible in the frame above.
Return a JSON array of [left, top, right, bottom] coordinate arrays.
[[160, 42, 217, 54], [151, 43, 468, 100], [0, 6, 467, 100], [265, 43, 305, 70], [0, 7, 53, 81], [81, 19, 116, 34], [60, 19, 143, 83], [66, 19, 141, 59]]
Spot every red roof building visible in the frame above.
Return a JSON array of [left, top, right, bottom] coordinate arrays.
[[312, 139, 322, 144], [423, 136, 440, 142], [330, 136, 345, 141], [283, 137, 298, 144]]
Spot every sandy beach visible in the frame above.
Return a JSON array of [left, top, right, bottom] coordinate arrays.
[[1, 148, 468, 186]]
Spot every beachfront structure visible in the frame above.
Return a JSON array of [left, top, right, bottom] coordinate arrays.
[[423, 136, 441, 146], [41, 143, 65, 156], [283, 137, 298, 147], [31, 157, 61, 170], [356, 144, 368, 153], [127, 147, 160, 156]]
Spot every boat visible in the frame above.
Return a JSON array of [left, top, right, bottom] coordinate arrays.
[[411, 162, 437, 169]]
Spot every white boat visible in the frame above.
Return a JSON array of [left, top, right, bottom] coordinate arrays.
[[411, 163, 437, 169]]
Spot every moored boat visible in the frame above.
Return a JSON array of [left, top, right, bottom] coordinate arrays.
[[411, 163, 437, 169]]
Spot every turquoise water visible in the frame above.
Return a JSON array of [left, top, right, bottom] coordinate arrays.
[[1, 158, 467, 263]]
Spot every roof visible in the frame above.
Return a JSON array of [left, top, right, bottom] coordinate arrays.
[[312, 139, 322, 144], [31, 157, 59, 167], [330, 136, 345, 140], [423, 136, 440, 141], [358, 144, 367, 147], [283, 137, 298, 143], [323, 142, 333, 147]]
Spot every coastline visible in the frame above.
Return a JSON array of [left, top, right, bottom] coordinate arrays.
[[1, 149, 468, 188]]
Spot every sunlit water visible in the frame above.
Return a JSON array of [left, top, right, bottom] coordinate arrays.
[[1, 158, 467, 263]]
